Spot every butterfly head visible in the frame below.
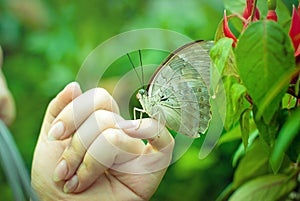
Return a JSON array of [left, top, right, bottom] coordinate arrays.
[[136, 89, 148, 100]]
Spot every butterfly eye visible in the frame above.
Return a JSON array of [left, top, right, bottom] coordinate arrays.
[[137, 89, 147, 99], [138, 89, 146, 96]]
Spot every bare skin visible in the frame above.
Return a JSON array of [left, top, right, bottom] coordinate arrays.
[[0, 46, 15, 125], [31, 82, 174, 201]]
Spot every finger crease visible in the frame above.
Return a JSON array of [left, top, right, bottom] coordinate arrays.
[[107, 172, 147, 201]]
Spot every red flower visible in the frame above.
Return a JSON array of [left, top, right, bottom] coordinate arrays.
[[289, 5, 300, 57], [242, 0, 260, 21], [267, 10, 278, 21], [223, 0, 261, 46], [223, 10, 237, 47]]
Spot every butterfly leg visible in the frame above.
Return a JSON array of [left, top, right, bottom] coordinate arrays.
[[150, 111, 162, 138], [133, 107, 145, 130]]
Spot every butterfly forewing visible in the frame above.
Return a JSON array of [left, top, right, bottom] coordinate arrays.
[[144, 41, 213, 138]]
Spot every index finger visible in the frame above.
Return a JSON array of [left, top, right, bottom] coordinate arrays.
[[42, 82, 82, 136], [118, 118, 174, 151], [48, 88, 119, 140]]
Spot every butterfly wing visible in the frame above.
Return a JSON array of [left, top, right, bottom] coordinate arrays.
[[147, 40, 213, 138]]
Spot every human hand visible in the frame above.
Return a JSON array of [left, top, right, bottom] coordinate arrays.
[[31, 82, 174, 201], [0, 46, 15, 125]]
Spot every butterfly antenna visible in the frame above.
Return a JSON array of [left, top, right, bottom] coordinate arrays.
[[127, 52, 143, 87], [138, 50, 145, 90]]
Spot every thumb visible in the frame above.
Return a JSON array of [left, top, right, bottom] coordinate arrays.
[[117, 118, 174, 151]]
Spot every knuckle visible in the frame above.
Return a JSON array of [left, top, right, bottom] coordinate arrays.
[[78, 152, 103, 177], [93, 109, 118, 125], [62, 137, 85, 165], [93, 109, 110, 122], [62, 149, 82, 166], [93, 109, 109, 117], [92, 88, 118, 112], [102, 128, 121, 145], [93, 88, 111, 100], [81, 153, 97, 171]]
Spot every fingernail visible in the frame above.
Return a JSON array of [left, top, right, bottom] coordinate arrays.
[[116, 120, 140, 129], [65, 81, 80, 91], [53, 159, 68, 182], [69, 81, 80, 88], [68, 82, 81, 97], [48, 121, 65, 141], [64, 175, 78, 193]]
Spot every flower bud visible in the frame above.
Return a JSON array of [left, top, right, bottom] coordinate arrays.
[[267, 10, 278, 21], [223, 10, 237, 47]]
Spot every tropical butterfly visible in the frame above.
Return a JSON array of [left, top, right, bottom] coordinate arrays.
[[134, 40, 213, 138]]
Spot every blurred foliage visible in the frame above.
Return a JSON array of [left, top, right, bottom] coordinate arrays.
[[0, 0, 260, 200]]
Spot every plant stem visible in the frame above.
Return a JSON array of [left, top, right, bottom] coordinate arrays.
[[250, 0, 258, 22], [268, 0, 277, 10], [229, 13, 248, 24]]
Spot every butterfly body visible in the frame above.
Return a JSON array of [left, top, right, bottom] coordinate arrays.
[[137, 41, 213, 138]]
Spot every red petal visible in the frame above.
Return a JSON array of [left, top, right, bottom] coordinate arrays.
[[254, 8, 260, 20], [289, 6, 300, 52], [244, 0, 254, 18], [223, 10, 237, 46], [295, 44, 300, 57], [242, 7, 251, 19], [242, 0, 260, 21], [267, 10, 278, 21]]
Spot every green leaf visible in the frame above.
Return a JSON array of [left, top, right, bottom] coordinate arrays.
[[276, 0, 292, 33], [257, 68, 298, 121], [233, 137, 270, 188], [235, 20, 296, 124], [286, 133, 300, 163], [228, 16, 244, 37], [282, 94, 297, 109], [223, 76, 239, 130], [231, 83, 250, 119], [270, 108, 300, 174], [240, 109, 251, 149], [257, 0, 268, 19], [211, 38, 244, 131], [214, 19, 226, 42], [218, 118, 256, 146], [223, 0, 245, 14], [210, 37, 235, 75], [229, 174, 297, 201], [218, 124, 241, 145], [253, 105, 279, 146], [223, 78, 250, 130], [216, 183, 234, 201], [232, 129, 258, 167]]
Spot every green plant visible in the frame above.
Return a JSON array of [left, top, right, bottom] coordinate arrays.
[[213, 0, 300, 200]]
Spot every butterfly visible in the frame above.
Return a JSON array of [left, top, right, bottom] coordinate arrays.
[[134, 40, 213, 138]]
